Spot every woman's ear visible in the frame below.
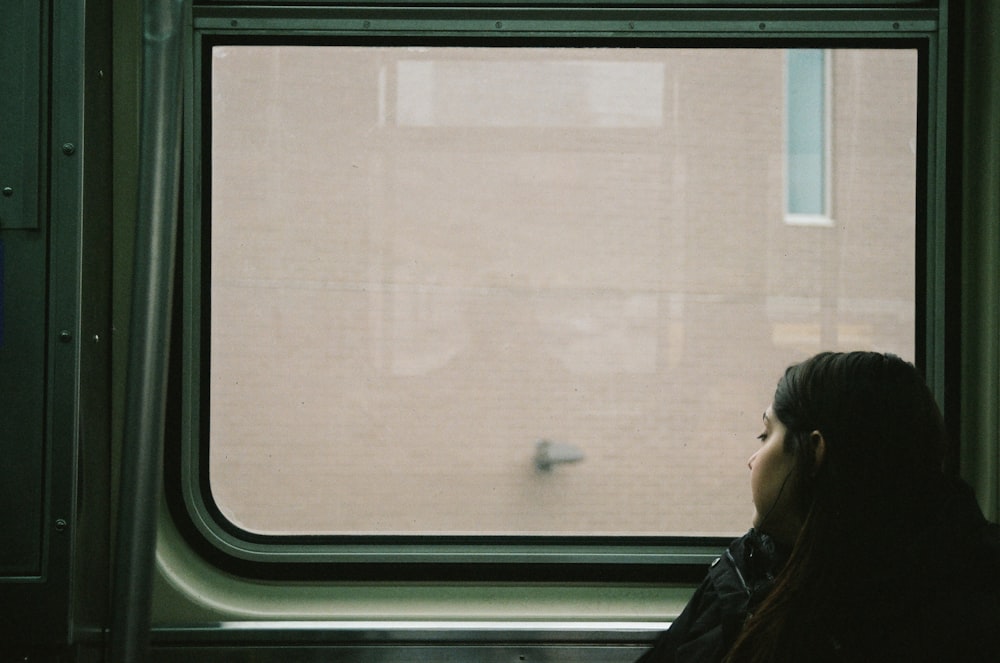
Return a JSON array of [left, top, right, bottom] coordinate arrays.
[[810, 430, 827, 472]]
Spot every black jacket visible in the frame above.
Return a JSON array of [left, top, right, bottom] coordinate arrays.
[[637, 480, 1000, 663], [636, 529, 787, 663]]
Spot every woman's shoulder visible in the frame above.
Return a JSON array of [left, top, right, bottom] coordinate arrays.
[[914, 478, 1000, 574], [721, 528, 790, 594], [887, 479, 1000, 658], [635, 530, 788, 663], [978, 518, 1000, 564]]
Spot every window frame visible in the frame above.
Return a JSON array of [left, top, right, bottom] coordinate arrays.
[[175, 2, 950, 577]]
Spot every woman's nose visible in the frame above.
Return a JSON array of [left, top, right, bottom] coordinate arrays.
[[747, 452, 757, 471]]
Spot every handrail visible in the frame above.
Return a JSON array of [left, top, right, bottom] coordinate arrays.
[[109, 0, 185, 661]]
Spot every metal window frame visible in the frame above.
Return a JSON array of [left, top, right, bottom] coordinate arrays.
[[176, 2, 951, 574]]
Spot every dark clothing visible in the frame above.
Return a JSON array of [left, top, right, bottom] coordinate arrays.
[[638, 479, 1000, 663], [636, 529, 787, 663]]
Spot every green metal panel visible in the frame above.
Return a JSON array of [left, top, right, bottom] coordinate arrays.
[[0, 0, 113, 648], [0, 0, 45, 577], [0, 0, 41, 230], [0, 235, 46, 575]]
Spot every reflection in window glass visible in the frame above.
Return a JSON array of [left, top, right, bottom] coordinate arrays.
[[208, 47, 917, 537]]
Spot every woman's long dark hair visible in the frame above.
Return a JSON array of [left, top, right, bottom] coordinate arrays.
[[724, 352, 948, 662]]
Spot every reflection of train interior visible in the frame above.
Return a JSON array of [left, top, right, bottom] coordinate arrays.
[[1, 1, 997, 661]]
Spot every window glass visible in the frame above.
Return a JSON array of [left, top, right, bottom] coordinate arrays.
[[786, 49, 829, 222], [208, 46, 917, 537]]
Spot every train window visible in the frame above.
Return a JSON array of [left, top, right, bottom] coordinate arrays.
[[195, 43, 918, 555]]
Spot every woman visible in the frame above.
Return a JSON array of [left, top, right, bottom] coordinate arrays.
[[639, 351, 1000, 662]]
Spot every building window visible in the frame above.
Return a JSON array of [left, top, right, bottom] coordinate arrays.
[[786, 49, 832, 226]]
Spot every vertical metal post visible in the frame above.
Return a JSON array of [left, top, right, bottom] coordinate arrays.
[[109, 0, 184, 661], [961, 0, 1000, 522]]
